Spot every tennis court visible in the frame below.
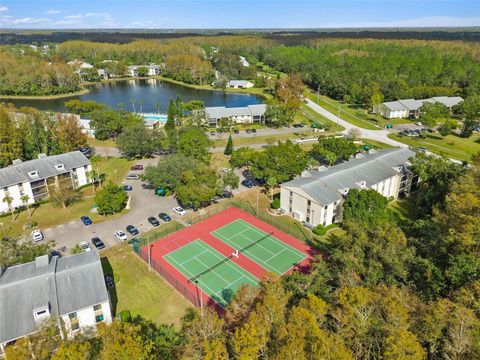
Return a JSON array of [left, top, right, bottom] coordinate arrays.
[[163, 239, 258, 307], [212, 219, 307, 275]]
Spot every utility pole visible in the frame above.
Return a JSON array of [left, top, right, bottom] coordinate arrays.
[[195, 280, 203, 317], [310, 209, 314, 240], [148, 238, 152, 272], [256, 188, 259, 217]]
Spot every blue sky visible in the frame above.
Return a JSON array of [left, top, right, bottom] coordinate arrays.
[[1, 0, 479, 29]]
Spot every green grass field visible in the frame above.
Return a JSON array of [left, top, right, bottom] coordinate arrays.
[[102, 244, 191, 327], [163, 240, 258, 307], [212, 219, 306, 275], [389, 133, 480, 162]]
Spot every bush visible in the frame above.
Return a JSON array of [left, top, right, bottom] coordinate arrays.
[[95, 181, 128, 215], [270, 198, 281, 209], [312, 225, 327, 236]]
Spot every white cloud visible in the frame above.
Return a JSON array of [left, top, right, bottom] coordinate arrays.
[[53, 12, 117, 28], [321, 16, 480, 28], [46, 10, 61, 15], [0, 16, 50, 26], [0, 6, 9, 12]]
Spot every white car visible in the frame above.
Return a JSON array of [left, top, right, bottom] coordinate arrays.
[[31, 229, 44, 242], [115, 230, 128, 242], [222, 167, 232, 174], [79, 241, 91, 252], [173, 206, 186, 216]]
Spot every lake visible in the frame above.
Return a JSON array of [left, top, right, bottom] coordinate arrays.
[[6, 79, 263, 113]]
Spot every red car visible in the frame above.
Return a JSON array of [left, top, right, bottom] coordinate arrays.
[[131, 164, 144, 171]]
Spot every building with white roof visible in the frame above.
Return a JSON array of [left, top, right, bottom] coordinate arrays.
[[204, 104, 267, 126], [280, 148, 418, 227], [0, 252, 112, 354], [375, 96, 463, 119], [227, 80, 254, 89], [0, 151, 92, 214]]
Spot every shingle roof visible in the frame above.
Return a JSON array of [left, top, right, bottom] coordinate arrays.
[[429, 96, 464, 108], [382, 101, 407, 112], [398, 99, 423, 111], [0, 151, 90, 188], [282, 148, 415, 205], [0, 251, 109, 344], [205, 105, 266, 120], [248, 104, 267, 116]]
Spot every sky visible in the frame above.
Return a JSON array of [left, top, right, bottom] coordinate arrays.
[[0, 0, 479, 29]]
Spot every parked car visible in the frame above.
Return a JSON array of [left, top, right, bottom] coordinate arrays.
[[173, 207, 186, 216], [105, 275, 114, 288], [255, 177, 267, 185], [125, 173, 140, 180], [126, 225, 139, 236], [79, 241, 91, 252], [80, 216, 92, 225], [245, 128, 251, 133], [123, 184, 133, 191], [222, 167, 232, 174], [115, 230, 128, 242], [210, 131, 216, 136], [78, 146, 92, 157], [31, 229, 44, 242], [91, 237, 105, 250], [131, 164, 144, 171], [293, 123, 304, 128], [159, 212, 171, 222], [302, 221, 313, 230], [251, 128, 257, 133], [233, 129, 240, 134], [242, 179, 254, 188], [148, 216, 160, 227], [221, 191, 233, 198], [418, 147, 428, 153]]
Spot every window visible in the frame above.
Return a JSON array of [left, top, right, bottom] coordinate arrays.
[[69, 312, 79, 331], [93, 304, 101, 311], [28, 171, 39, 178], [55, 164, 65, 171]]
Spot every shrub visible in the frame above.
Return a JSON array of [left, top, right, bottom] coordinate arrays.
[[270, 198, 281, 209], [312, 225, 327, 236]]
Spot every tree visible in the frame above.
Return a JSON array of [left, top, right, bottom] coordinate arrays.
[[64, 99, 106, 115], [230, 147, 256, 168], [90, 108, 143, 140], [342, 189, 389, 226], [275, 73, 305, 111], [419, 102, 450, 127], [50, 186, 80, 209], [266, 176, 277, 199], [137, 66, 149, 77], [2, 194, 15, 221], [143, 154, 199, 191], [95, 181, 128, 215], [155, 102, 161, 114], [251, 141, 308, 183], [51, 340, 91, 360], [222, 170, 239, 194], [264, 104, 295, 128], [0, 236, 53, 268], [0, 104, 23, 167], [20, 194, 31, 217], [310, 137, 357, 164], [176, 165, 220, 209], [177, 126, 211, 163], [165, 99, 176, 132], [55, 113, 88, 152], [457, 95, 480, 138], [438, 118, 458, 137], [224, 135, 233, 155], [117, 124, 160, 158]]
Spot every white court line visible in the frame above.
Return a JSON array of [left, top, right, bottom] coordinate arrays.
[[179, 249, 209, 266], [264, 247, 288, 263]]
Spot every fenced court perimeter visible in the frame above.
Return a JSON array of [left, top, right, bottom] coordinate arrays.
[[139, 207, 315, 309], [212, 219, 306, 275], [163, 240, 258, 307]]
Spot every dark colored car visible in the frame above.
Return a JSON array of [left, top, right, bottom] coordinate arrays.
[[158, 212, 171, 222], [78, 146, 92, 157], [245, 128, 251, 133], [92, 237, 106, 250], [221, 191, 233, 198], [123, 184, 133, 191], [255, 177, 267, 185], [80, 216, 92, 225], [233, 129, 239, 134], [148, 216, 160, 227], [105, 275, 114, 288], [251, 128, 257, 133], [126, 225, 139, 236], [242, 179, 254, 188], [131, 164, 144, 171]]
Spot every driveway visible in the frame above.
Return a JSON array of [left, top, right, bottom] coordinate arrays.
[[304, 99, 408, 148]]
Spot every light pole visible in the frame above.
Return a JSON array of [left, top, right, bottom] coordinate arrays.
[[195, 280, 203, 317], [148, 238, 152, 272], [256, 187, 259, 217], [310, 209, 315, 240]]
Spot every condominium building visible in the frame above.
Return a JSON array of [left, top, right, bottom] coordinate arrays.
[[0, 151, 92, 214], [280, 148, 418, 227], [204, 104, 267, 126], [0, 251, 112, 355]]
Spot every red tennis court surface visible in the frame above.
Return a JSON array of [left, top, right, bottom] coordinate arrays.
[[138, 207, 316, 309]]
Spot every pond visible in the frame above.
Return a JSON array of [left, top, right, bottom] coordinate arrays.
[[6, 78, 263, 113]]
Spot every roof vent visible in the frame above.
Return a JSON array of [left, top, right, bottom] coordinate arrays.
[[38, 153, 47, 159], [12, 159, 22, 165], [28, 171, 39, 178], [55, 164, 65, 171], [33, 303, 51, 322], [35, 254, 51, 269]]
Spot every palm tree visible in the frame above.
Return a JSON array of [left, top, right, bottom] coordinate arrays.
[[266, 176, 277, 199], [2, 194, 15, 221], [88, 169, 99, 193], [130, 97, 136, 113], [155, 102, 161, 114], [117, 102, 125, 111], [20, 194, 32, 217], [139, 99, 144, 114]]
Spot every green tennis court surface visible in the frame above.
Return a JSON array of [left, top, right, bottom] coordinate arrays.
[[212, 219, 307, 275], [163, 239, 258, 307]]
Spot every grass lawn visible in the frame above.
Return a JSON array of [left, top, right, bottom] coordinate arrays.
[[388, 133, 480, 162], [87, 137, 117, 148], [0, 157, 134, 237], [101, 244, 191, 328], [211, 131, 330, 148], [360, 139, 396, 149], [388, 198, 417, 222], [296, 104, 345, 132]]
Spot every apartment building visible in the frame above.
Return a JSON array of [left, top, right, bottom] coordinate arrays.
[[0, 251, 112, 355], [204, 104, 267, 126], [280, 148, 418, 227], [0, 151, 92, 214]]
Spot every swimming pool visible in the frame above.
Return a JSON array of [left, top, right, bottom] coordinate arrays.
[[142, 113, 168, 127]]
